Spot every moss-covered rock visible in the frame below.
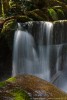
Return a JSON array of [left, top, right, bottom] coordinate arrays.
[[0, 75, 67, 99], [2, 19, 17, 33], [6, 77, 16, 82], [0, 81, 7, 87], [0, 86, 30, 100], [0, 15, 32, 50], [11, 88, 30, 100], [0, 77, 30, 100], [1, 18, 17, 50], [0, 19, 16, 81]]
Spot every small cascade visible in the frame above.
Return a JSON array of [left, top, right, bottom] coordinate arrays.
[[12, 29, 36, 76], [12, 22, 53, 81], [56, 45, 62, 73]]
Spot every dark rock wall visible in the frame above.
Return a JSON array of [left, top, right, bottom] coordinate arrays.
[[0, 36, 12, 81]]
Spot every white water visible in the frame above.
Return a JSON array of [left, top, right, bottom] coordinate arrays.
[[12, 22, 53, 81], [12, 21, 67, 92]]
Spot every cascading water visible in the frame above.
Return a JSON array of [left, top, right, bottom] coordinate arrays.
[[12, 22, 53, 81], [12, 21, 67, 92]]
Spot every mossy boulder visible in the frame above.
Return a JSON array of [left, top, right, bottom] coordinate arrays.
[[0, 81, 7, 87], [1, 19, 17, 50], [6, 77, 16, 82], [0, 77, 30, 100], [0, 85, 30, 100], [2, 19, 17, 33], [0, 75, 67, 99]]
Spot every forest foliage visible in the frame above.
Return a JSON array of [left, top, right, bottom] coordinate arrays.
[[0, 0, 67, 21]]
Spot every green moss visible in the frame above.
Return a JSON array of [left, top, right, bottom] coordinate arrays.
[[48, 8, 58, 20], [2, 19, 17, 33], [52, 6, 65, 19], [0, 81, 30, 100], [0, 81, 6, 87], [9, 0, 16, 8], [11, 88, 30, 100], [6, 77, 16, 82]]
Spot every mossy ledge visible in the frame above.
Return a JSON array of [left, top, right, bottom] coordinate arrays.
[[0, 75, 67, 100], [0, 77, 30, 100]]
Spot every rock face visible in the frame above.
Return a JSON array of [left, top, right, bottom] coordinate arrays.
[[0, 18, 17, 81], [52, 20, 67, 44], [0, 75, 67, 100]]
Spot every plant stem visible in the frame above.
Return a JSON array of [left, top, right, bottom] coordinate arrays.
[[1, 0, 5, 18]]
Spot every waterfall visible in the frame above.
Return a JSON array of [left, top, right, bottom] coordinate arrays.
[[12, 21, 67, 92], [12, 21, 53, 81]]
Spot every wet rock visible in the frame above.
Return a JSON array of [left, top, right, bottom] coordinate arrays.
[[53, 20, 67, 44], [0, 75, 67, 100], [1, 18, 16, 50]]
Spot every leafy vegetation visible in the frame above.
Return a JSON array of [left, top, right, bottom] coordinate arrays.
[[11, 88, 30, 100], [0, 81, 7, 87], [0, 77, 30, 100], [6, 77, 16, 82], [48, 8, 58, 20], [0, 0, 67, 21]]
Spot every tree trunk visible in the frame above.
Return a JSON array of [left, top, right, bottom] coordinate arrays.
[[1, 0, 5, 18]]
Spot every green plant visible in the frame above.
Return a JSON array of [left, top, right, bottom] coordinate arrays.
[[56, 9, 65, 19], [11, 88, 30, 100], [1, 0, 5, 18], [48, 8, 58, 20], [0, 81, 6, 87]]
